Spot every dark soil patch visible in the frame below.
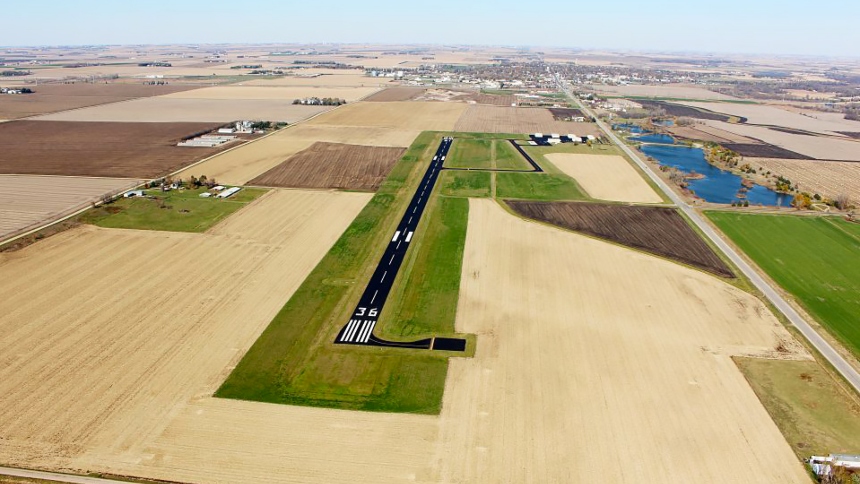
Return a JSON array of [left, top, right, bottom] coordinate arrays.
[[637, 100, 743, 123], [364, 87, 427, 102], [837, 131, 860, 139], [721, 142, 814, 159], [507, 200, 734, 277], [0, 120, 234, 178], [249, 142, 406, 191], [548, 108, 586, 120]]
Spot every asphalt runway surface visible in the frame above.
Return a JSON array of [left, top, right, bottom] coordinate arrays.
[[335, 137, 461, 350]]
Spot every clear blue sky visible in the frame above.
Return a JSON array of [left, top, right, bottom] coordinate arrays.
[[2, 0, 858, 57]]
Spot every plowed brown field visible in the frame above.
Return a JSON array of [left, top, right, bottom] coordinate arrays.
[[454, 105, 601, 135], [249, 142, 405, 191], [0, 121, 231, 178], [0, 83, 200, 120], [0, 175, 140, 241], [364, 87, 427, 102]]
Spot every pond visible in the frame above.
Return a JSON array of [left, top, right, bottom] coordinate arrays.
[[633, 133, 675, 144], [612, 123, 650, 134], [640, 144, 793, 206]]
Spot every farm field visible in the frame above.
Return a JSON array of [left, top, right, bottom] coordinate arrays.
[[0, 189, 372, 476], [35, 97, 333, 123], [242, 71, 388, 88], [445, 138, 531, 171], [736, 357, 860, 460], [249, 142, 405, 191], [436, 198, 808, 483], [0, 175, 140, 241], [453, 105, 601, 134], [545, 153, 662, 203], [746, 157, 860, 202], [702, 120, 860, 161], [588, 83, 739, 100], [162, 85, 379, 102], [82, 187, 266, 232], [363, 86, 427, 102], [677, 101, 860, 135], [508, 201, 733, 276], [0, 83, 200, 119], [668, 123, 759, 143], [178, 124, 419, 185], [308, 101, 466, 130], [439, 170, 492, 198], [0, 121, 232, 178], [708, 212, 860, 357]]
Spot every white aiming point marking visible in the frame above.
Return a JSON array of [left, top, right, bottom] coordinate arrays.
[[392, 231, 400, 242], [405, 231, 414, 242]]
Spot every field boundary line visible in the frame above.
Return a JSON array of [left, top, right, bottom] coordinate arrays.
[[0, 465, 145, 484], [557, 75, 860, 395]]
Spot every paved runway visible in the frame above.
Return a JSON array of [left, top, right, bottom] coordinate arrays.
[[336, 137, 456, 350]]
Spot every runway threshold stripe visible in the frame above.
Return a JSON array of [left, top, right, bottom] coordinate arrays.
[[341, 319, 358, 342], [360, 321, 376, 343], [347, 320, 364, 342]]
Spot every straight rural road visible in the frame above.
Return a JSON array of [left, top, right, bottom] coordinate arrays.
[[556, 76, 860, 394], [0, 466, 131, 484]]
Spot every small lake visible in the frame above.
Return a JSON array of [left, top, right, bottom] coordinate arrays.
[[640, 144, 793, 206], [633, 133, 675, 144], [612, 123, 650, 134]]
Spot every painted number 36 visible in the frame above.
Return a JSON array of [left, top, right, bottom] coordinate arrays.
[[356, 307, 378, 317]]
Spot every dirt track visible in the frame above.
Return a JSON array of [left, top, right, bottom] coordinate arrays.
[[0, 175, 140, 240], [546, 153, 662, 203], [436, 199, 810, 483]]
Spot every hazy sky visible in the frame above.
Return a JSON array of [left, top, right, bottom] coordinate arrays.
[[2, 0, 858, 57]]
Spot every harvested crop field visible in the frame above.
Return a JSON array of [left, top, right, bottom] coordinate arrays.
[[0, 175, 140, 241], [548, 107, 586, 120], [745, 157, 860, 202], [242, 71, 387, 88], [0, 189, 374, 476], [35, 97, 333, 123], [545, 153, 662, 203], [177, 124, 419, 185], [702, 120, 860, 161], [454, 105, 601, 135], [0, 83, 200, 120], [162, 85, 379, 102], [0, 120, 233, 178], [363, 86, 427, 102], [507, 200, 733, 277], [308, 101, 466, 131], [588, 83, 739, 100], [721, 142, 812, 159], [668, 123, 758, 143], [637, 100, 736, 122], [249, 142, 405, 191], [437, 199, 807, 483], [678, 101, 860, 136]]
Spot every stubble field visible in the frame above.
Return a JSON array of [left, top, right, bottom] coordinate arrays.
[[702, 120, 860, 161], [545, 153, 662, 203], [678, 101, 860, 136], [249, 142, 405, 191], [162, 85, 379, 102], [0, 121, 231, 178], [0, 189, 372, 474], [745, 157, 860, 202], [0, 175, 140, 240], [453, 105, 601, 135], [307, 101, 466, 131]]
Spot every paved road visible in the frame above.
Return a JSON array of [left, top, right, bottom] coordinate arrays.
[[0, 466, 131, 484], [555, 75, 860, 394], [335, 137, 454, 349]]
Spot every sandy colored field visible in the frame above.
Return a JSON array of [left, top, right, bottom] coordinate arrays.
[[308, 101, 466, 131], [454, 105, 601, 135], [242, 71, 389, 88], [746, 157, 860, 202], [588, 83, 738, 100], [35, 97, 332, 123], [177, 124, 420, 185], [435, 199, 810, 483], [0, 83, 199, 120], [703, 120, 860, 161], [546, 153, 662, 203], [678, 101, 860, 136], [162, 85, 379, 102], [0, 121, 231, 178], [364, 87, 427, 102], [0, 189, 373, 474], [249, 142, 405, 191], [0, 175, 140, 241], [668, 123, 758, 143]]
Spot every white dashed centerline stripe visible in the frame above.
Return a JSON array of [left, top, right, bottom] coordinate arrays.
[[389, 254, 395, 265], [380, 271, 388, 282], [370, 290, 378, 304]]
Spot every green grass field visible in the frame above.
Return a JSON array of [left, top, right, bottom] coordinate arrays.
[[445, 138, 531, 171], [439, 170, 491, 198], [81, 187, 266, 232], [708, 212, 860, 356], [217, 132, 470, 414], [736, 357, 860, 459]]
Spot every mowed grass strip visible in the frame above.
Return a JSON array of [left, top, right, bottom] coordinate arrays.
[[378, 196, 469, 340], [81, 187, 266, 232], [708, 212, 860, 356], [217, 132, 462, 413], [445, 138, 531, 171], [736, 357, 860, 459], [440, 171, 491, 198]]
